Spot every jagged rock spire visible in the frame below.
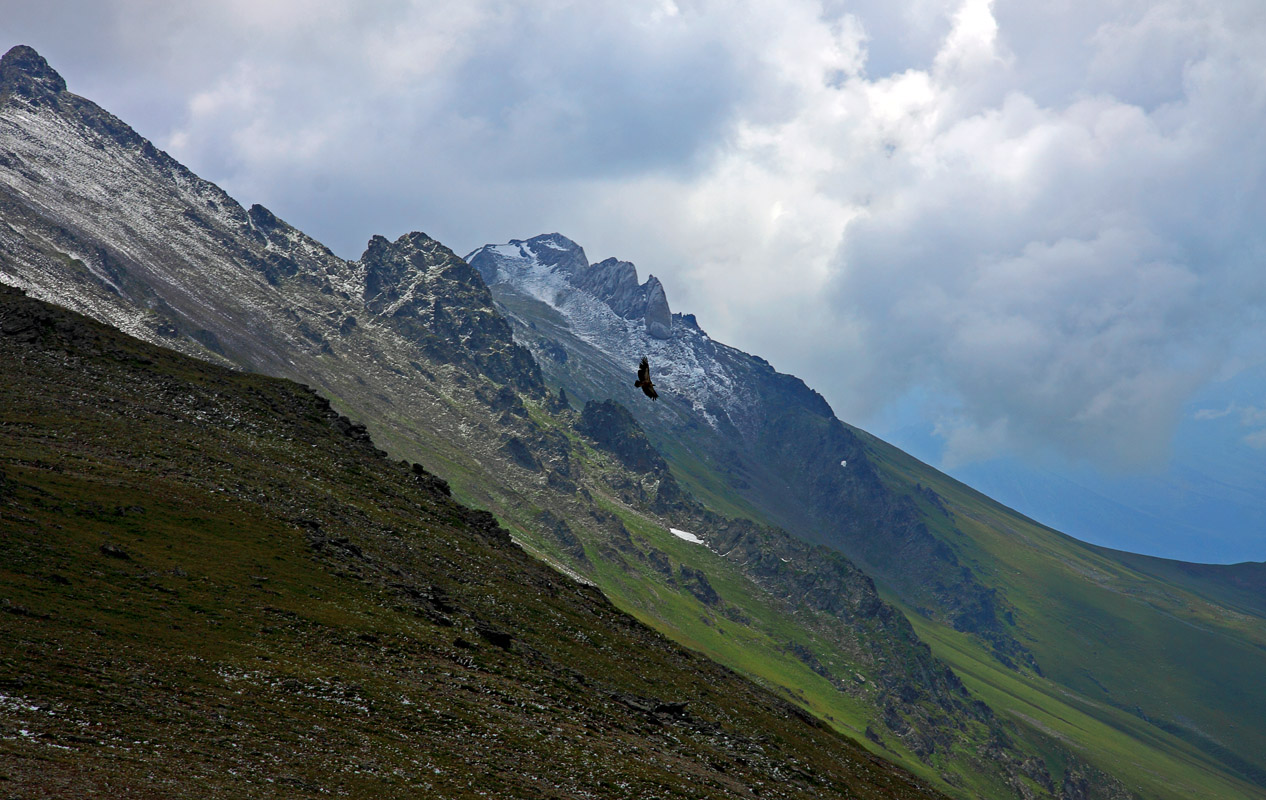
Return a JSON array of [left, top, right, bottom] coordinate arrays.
[[468, 233, 676, 340], [641, 275, 672, 339]]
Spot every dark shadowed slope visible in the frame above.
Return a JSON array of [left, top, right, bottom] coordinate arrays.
[[862, 431, 1266, 798]]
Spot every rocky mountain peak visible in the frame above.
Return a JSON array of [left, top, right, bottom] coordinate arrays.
[[359, 235, 401, 302], [247, 203, 284, 234], [520, 233, 588, 275], [1, 43, 166, 160], [470, 233, 676, 340], [467, 233, 589, 286], [356, 231, 545, 394], [0, 45, 67, 104]]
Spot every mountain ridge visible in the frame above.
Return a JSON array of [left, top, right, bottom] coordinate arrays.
[[471, 232, 1032, 667]]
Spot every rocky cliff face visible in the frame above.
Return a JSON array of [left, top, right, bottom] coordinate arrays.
[[360, 232, 544, 393], [569, 257, 673, 339]]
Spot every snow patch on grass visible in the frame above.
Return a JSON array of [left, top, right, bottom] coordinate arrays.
[[669, 527, 704, 545]]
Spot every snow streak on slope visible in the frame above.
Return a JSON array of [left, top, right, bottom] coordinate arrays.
[[469, 237, 764, 436]]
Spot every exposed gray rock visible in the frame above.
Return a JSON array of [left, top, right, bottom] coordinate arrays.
[[577, 399, 666, 475], [642, 276, 672, 339], [467, 233, 589, 285], [572, 258, 638, 313], [678, 564, 720, 606], [469, 235, 672, 340], [568, 258, 673, 339]]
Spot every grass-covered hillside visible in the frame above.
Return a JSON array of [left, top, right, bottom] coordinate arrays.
[[863, 431, 1266, 800], [0, 286, 946, 799]]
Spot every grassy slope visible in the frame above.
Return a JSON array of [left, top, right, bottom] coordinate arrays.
[[450, 283, 1266, 800], [0, 288, 947, 800], [1095, 549, 1266, 619], [484, 292, 954, 779], [505, 322, 1266, 800], [860, 429, 1266, 800], [484, 411, 934, 777]]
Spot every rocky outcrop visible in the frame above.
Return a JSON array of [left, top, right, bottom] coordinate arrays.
[[358, 232, 545, 395], [678, 564, 720, 606], [577, 399, 667, 474], [537, 510, 589, 565], [0, 45, 66, 106], [576, 399, 687, 512], [642, 276, 672, 339], [568, 257, 672, 338]]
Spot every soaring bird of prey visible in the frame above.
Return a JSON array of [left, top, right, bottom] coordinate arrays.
[[635, 356, 658, 400]]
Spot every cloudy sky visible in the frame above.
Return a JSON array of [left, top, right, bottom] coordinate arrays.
[[7, 0, 1266, 561]]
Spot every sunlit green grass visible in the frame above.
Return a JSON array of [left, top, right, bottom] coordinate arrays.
[[863, 429, 1266, 799]]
